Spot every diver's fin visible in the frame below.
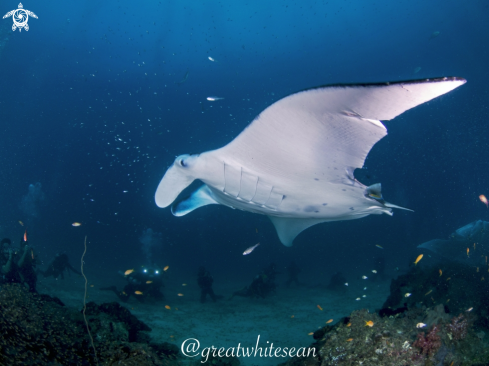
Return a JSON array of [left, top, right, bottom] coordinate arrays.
[[365, 183, 383, 200], [383, 202, 414, 212], [268, 216, 328, 247], [171, 185, 218, 217]]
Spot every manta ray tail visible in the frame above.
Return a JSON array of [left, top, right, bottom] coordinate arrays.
[[172, 185, 218, 216]]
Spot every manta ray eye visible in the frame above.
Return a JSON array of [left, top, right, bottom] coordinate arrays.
[[180, 159, 187, 167]]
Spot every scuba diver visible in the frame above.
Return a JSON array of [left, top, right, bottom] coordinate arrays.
[[285, 261, 302, 288], [100, 265, 165, 303], [230, 264, 278, 299], [1, 237, 38, 292], [197, 266, 218, 303], [38, 252, 81, 279]]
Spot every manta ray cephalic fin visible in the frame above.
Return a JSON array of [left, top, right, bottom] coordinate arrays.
[[171, 185, 218, 217]]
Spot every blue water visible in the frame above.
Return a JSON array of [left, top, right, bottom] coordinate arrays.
[[0, 0, 488, 321]]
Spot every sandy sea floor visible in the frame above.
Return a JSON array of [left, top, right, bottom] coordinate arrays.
[[35, 269, 392, 366]]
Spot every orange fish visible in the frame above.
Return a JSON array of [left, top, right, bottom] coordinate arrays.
[[177, 293, 184, 296], [308, 332, 314, 336], [317, 305, 323, 311], [446, 277, 451, 281], [163, 266, 169, 271], [439, 269, 442, 277], [467, 248, 470, 257], [125, 269, 134, 276], [346, 322, 351, 327], [346, 338, 353, 342], [326, 319, 333, 324], [146, 281, 153, 284], [365, 321, 374, 327], [23, 230, 27, 242], [414, 254, 423, 265], [479, 195, 488, 208], [165, 305, 171, 310], [135, 291, 143, 295], [290, 315, 294, 318]]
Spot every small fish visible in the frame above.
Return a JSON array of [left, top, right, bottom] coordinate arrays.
[[31, 249, 34, 260], [206, 96, 225, 101], [356, 298, 361, 301], [326, 319, 333, 324], [405, 293, 411, 297], [467, 248, 470, 257], [362, 295, 367, 298], [291, 315, 294, 318], [23, 230, 27, 242], [425, 290, 432, 296], [439, 269, 442, 277], [364, 287, 367, 290], [256, 228, 258, 233], [125, 269, 134, 276], [375, 244, 383, 249], [135, 291, 143, 295], [474, 243, 476, 250], [146, 281, 153, 284], [72, 222, 82, 227], [414, 254, 423, 265], [365, 321, 374, 327], [480, 195, 488, 208], [243, 242, 260, 255], [178, 293, 184, 296], [477, 267, 480, 273], [429, 30, 441, 39], [450, 362, 454, 366], [447, 299, 450, 303], [446, 277, 451, 281], [372, 270, 377, 274], [18, 220, 24, 226], [182, 283, 187, 286], [90, 285, 94, 287], [208, 56, 216, 62], [165, 305, 171, 310], [362, 276, 368, 279], [346, 322, 351, 327], [308, 332, 314, 336], [317, 305, 323, 311], [346, 338, 353, 342], [163, 266, 169, 271], [416, 323, 426, 328], [466, 307, 473, 312], [344, 282, 348, 286]]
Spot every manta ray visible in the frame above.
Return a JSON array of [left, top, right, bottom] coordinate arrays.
[[155, 77, 465, 246]]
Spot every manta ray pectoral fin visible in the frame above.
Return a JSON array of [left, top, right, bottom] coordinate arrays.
[[171, 185, 218, 216], [155, 156, 196, 208], [268, 216, 329, 247], [383, 202, 414, 212]]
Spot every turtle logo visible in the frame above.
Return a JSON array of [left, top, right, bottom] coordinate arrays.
[[3, 3, 37, 32]]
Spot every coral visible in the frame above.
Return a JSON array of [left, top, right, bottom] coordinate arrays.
[[413, 325, 442, 355], [446, 314, 468, 341]]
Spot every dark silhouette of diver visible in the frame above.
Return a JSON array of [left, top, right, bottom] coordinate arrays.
[[197, 266, 218, 303], [230, 264, 278, 299], [1, 237, 38, 292], [285, 261, 302, 287], [38, 253, 81, 279], [100, 266, 164, 303]]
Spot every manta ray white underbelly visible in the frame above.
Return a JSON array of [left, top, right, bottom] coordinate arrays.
[[155, 77, 466, 246]]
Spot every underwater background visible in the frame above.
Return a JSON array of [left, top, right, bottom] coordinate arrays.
[[1, 0, 489, 365]]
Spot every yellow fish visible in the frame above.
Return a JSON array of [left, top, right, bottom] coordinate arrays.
[[125, 269, 134, 276], [146, 281, 153, 284], [439, 269, 442, 277], [446, 277, 451, 281], [326, 319, 333, 324], [135, 291, 143, 295], [414, 254, 423, 265], [178, 293, 184, 296], [317, 305, 323, 311], [18, 220, 24, 226], [467, 248, 470, 257], [72, 222, 82, 227], [346, 338, 353, 342], [165, 305, 171, 310], [164, 266, 169, 271], [365, 321, 374, 327], [308, 332, 314, 336]]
